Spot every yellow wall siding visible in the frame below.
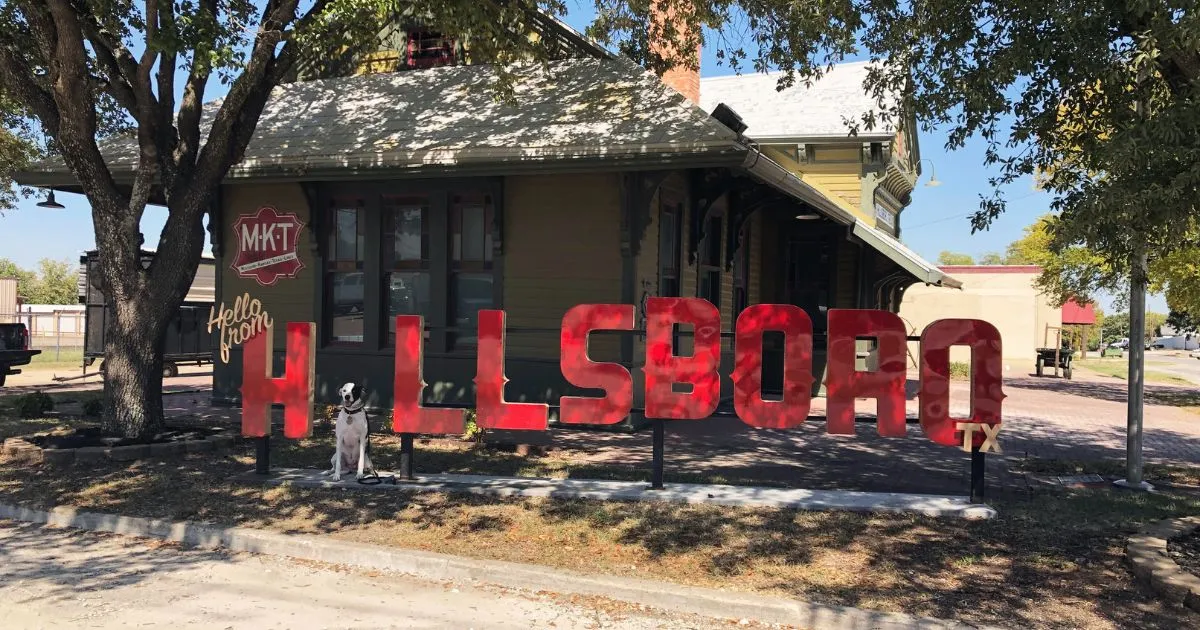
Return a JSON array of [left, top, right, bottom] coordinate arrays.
[[804, 172, 862, 209], [710, 195, 735, 352], [220, 184, 315, 348], [635, 188, 661, 317], [810, 145, 861, 163], [760, 144, 868, 222], [503, 173, 623, 361], [747, 212, 762, 306], [835, 241, 858, 308]]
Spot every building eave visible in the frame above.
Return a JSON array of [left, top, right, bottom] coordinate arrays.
[[852, 220, 963, 289], [15, 142, 749, 189]]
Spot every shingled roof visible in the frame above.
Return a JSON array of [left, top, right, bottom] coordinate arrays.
[[698, 61, 899, 142], [19, 57, 745, 186]]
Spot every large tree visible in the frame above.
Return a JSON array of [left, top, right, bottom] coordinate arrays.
[[4, 1, 1196, 439], [0, 0, 645, 438], [1002, 213, 1113, 306]]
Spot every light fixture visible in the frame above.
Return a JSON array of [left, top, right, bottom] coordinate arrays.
[[918, 159, 942, 188], [36, 188, 65, 209], [795, 211, 822, 220]]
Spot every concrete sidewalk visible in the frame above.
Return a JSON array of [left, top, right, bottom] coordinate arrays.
[[0, 502, 1005, 630], [0, 520, 727, 630], [242, 468, 998, 519]]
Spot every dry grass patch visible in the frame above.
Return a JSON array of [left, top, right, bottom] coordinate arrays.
[[3, 434, 1200, 630], [1014, 457, 1200, 487]]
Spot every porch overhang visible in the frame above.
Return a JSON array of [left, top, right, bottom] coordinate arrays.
[[851, 219, 962, 289]]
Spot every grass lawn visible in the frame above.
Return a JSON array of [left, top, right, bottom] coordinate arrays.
[[26, 348, 85, 368], [2, 414, 1200, 629], [1076, 358, 1193, 385]]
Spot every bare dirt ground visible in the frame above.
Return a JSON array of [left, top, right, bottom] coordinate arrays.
[[0, 520, 757, 630]]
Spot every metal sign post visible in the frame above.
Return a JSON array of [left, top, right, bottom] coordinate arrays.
[[1116, 245, 1153, 491]]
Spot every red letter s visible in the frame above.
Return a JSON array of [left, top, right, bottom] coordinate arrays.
[[559, 304, 634, 425]]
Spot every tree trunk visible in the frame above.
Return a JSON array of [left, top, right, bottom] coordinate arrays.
[[101, 296, 171, 438], [93, 196, 206, 439]]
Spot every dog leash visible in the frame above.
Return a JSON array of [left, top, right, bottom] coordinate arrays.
[[356, 469, 397, 486], [336, 398, 397, 485]]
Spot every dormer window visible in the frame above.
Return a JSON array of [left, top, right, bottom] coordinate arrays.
[[407, 30, 455, 68]]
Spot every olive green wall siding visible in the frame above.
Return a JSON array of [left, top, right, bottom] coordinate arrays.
[[503, 173, 623, 362], [219, 184, 316, 349]]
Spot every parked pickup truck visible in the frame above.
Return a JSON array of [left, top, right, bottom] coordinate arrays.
[[0, 323, 41, 387]]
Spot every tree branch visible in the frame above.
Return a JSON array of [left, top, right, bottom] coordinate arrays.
[[77, 22, 141, 113], [41, 0, 139, 286], [174, 0, 218, 181], [155, 0, 178, 186], [0, 47, 60, 137], [190, 0, 301, 189]]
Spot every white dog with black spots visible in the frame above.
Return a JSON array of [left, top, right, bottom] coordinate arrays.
[[325, 382, 374, 480]]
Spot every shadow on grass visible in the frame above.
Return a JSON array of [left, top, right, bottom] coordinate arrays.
[[2, 436, 1199, 630]]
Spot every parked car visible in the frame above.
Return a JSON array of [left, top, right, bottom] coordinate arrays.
[[0, 323, 42, 387], [1190, 348, 1200, 360]]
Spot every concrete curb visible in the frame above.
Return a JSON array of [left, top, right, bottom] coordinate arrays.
[[1126, 516, 1200, 611], [0, 502, 1001, 630], [2, 433, 234, 467], [246, 468, 999, 520]]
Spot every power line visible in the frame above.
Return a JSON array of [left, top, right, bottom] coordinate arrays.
[[903, 190, 1046, 231]]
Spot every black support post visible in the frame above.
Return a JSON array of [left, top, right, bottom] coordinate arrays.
[[651, 419, 665, 490], [399, 434, 415, 480], [970, 446, 986, 503], [255, 436, 270, 475]]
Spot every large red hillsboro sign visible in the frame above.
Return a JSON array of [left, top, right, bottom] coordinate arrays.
[[239, 299, 1005, 454], [231, 206, 306, 286]]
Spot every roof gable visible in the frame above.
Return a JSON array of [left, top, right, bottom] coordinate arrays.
[[699, 61, 901, 141], [20, 57, 743, 185]]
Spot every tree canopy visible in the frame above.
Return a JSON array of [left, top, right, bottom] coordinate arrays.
[[2, 0, 1197, 437], [0, 257, 78, 305], [937, 251, 975, 265]]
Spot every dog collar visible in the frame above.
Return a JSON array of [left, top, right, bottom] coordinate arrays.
[[341, 401, 365, 414]]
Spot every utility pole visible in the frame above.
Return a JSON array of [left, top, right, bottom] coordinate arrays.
[[1116, 240, 1153, 491]]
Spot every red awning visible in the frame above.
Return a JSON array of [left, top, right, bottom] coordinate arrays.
[[1062, 298, 1097, 325]]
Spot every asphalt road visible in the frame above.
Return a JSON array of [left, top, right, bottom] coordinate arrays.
[[1144, 351, 1200, 385], [0, 521, 742, 630]]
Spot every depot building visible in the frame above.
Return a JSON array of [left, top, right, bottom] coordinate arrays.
[[18, 16, 958, 426]]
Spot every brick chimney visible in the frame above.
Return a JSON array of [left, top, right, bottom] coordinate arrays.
[[649, 1, 701, 104]]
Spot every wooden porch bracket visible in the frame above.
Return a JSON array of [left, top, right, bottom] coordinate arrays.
[[687, 169, 736, 265], [620, 170, 672, 258]]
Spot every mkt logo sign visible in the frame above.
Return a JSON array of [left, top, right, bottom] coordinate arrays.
[[231, 206, 306, 286]]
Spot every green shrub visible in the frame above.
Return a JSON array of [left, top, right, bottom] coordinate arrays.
[[81, 397, 104, 417], [462, 409, 484, 442], [16, 392, 54, 418], [949, 362, 971, 380]]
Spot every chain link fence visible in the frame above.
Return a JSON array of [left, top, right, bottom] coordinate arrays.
[[0, 309, 86, 366]]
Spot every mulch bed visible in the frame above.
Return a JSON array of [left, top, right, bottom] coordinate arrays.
[[1168, 528, 1200, 578], [22, 425, 228, 449]]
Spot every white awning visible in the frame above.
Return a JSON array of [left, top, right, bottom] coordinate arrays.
[[852, 220, 962, 289]]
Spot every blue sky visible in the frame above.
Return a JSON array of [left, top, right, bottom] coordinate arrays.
[[0, 2, 1166, 314]]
